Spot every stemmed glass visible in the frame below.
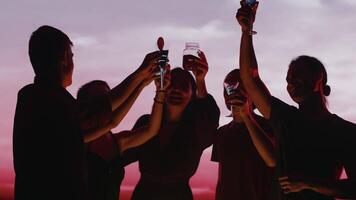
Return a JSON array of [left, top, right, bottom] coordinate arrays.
[[244, 0, 258, 35], [224, 81, 240, 117]]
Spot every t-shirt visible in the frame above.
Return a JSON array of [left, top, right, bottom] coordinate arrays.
[[211, 115, 274, 200], [13, 78, 111, 200], [269, 96, 356, 200]]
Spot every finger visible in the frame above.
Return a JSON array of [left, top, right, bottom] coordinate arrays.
[[278, 177, 289, 181], [279, 181, 290, 187], [282, 188, 291, 194], [147, 51, 161, 59], [197, 50, 207, 63], [252, 1, 259, 12]]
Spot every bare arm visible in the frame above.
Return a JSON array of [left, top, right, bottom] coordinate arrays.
[[237, 4, 272, 119], [109, 51, 160, 110], [116, 69, 171, 153], [279, 176, 356, 198], [83, 81, 147, 143], [116, 91, 165, 153], [191, 50, 209, 98], [241, 112, 276, 167]]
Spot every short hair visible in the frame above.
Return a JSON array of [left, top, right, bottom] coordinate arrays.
[[29, 25, 73, 76]]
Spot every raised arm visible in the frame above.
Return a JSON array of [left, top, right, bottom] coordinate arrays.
[[115, 68, 171, 153], [109, 51, 160, 111], [240, 103, 276, 167], [83, 78, 150, 143], [237, 3, 273, 119], [190, 50, 209, 98]]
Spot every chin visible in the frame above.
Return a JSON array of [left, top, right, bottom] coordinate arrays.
[[291, 96, 304, 104]]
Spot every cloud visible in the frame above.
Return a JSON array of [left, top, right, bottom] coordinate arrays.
[[71, 35, 98, 47]]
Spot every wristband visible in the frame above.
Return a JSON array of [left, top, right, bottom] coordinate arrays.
[[154, 98, 165, 104]]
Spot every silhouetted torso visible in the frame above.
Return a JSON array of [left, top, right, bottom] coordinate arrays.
[[211, 116, 274, 200], [269, 97, 356, 200], [13, 78, 111, 200], [127, 95, 220, 200]]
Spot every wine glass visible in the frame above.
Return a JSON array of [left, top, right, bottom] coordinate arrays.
[[245, 0, 257, 35], [224, 81, 240, 117]]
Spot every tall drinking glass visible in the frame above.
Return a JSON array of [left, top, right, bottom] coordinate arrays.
[[183, 42, 200, 71]]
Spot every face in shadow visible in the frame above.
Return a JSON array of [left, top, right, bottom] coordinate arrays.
[[61, 46, 74, 88], [223, 70, 247, 114], [166, 69, 194, 109], [286, 64, 318, 104]]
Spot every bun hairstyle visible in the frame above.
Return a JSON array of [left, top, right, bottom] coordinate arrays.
[[290, 55, 331, 97]]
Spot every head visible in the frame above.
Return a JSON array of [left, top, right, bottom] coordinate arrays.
[[166, 68, 196, 110], [29, 25, 74, 87], [223, 69, 248, 113], [286, 55, 330, 105], [77, 80, 110, 101]]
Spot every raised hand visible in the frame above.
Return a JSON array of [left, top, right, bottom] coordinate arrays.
[[190, 50, 209, 82], [137, 51, 160, 78], [236, 1, 259, 32], [279, 176, 309, 194]]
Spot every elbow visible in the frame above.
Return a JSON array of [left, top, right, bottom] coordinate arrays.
[[266, 160, 276, 167], [265, 156, 277, 167]]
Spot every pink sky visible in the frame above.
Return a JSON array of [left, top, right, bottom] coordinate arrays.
[[1, 0, 356, 199]]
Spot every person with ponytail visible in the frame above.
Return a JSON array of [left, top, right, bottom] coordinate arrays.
[[236, 2, 356, 200]]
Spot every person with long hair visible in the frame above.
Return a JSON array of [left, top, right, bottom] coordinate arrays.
[[127, 51, 220, 200], [236, 2, 356, 199], [76, 70, 170, 200]]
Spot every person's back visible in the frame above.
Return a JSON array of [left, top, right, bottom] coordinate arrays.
[[13, 25, 86, 200], [13, 81, 86, 200]]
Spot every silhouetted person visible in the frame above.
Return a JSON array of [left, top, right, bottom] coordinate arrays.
[[236, 3, 356, 200], [211, 69, 275, 200], [126, 52, 220, 200], [77, 75, 169, 200], [13, 25, 160, 200]]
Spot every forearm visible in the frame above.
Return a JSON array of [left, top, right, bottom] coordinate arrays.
[[109, 69, 144, 110], [196, 78, 208, 98], [83, 83, 145, 143], [239, 32, 272, 118], [306, 179, 356, 198], [109, 82, 145, 127], [242, 114, 276, 167], [117, 91, 165, 153], [83, 126, 112, 143]]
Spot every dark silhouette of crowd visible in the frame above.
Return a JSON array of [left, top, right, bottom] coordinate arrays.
[[13, 1, 356, 200]]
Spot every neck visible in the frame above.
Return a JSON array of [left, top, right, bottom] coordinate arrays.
[[34, 75, 63, 88], [232, 113, 244, 123], [299, 93, 330, 119]]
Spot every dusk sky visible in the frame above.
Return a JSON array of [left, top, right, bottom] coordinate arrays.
[[1, 0, 356, 199]]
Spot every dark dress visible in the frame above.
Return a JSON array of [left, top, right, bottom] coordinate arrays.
[[269, 97, 356, 200], [86, 132, 124, 200], [13, 77, 111, 200], [126, 94, 220, 200], [211, 116, 274, 200]]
